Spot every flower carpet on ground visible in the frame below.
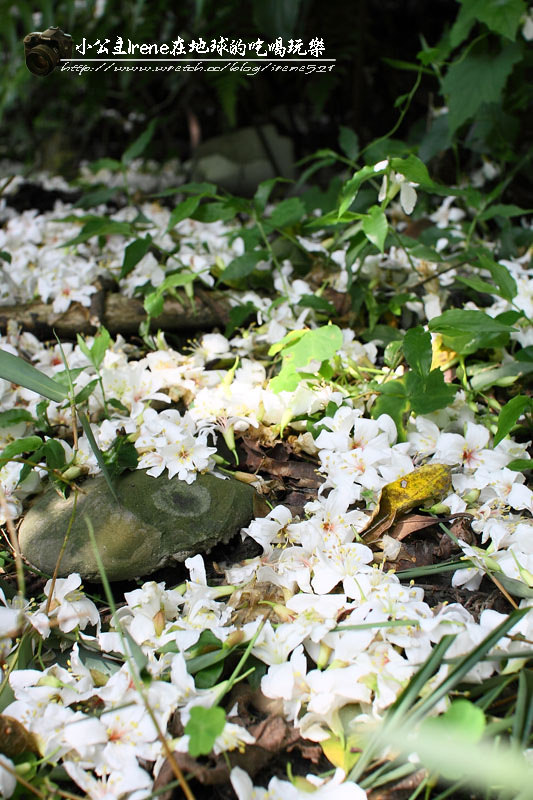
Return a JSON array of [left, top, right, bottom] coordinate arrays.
[[0, 155, 532, 799]]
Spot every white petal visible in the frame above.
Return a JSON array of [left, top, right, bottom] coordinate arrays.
[[400, 182, 417, 214]]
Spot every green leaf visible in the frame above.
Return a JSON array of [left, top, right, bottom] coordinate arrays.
[[338, 126, 359, 160], [298, 294, 336, 314], [193, 198, 248, 223], [121, 118, 157, 165], [478, 254, 517, 301], [0, 350, 68, 403], [88, 157, 121, 173], [90, 327, 111, 370], [61, 217, 133, 247], [0, 251, 12, 264], [454, 0, 526, 43], [0, 409, 33, 428], [276, 325, 343, 369], [269, 197, 306, 229], [442, 42, 522, 134], [428, 309, 516, 355], [120, 236, 152, 279], [362, 206, 388, 253], [219, 250, 269, 283], [0, 436, 43, 466], [406, 370, 458, 414], [403, 327, 432, 376], [269, 325, 343, 394], [493, 395, 532, 446], [253, 177, 289, 213], [75, 187, 118, 209], [78, 412, 118, 503], [478, 203, 531, 221], [456, 274, 503, 298], [469, 361, 533, 392], [225, 301, 257, 337], [43, 438, 66, 470], [166, 196, 202, 231], [144, 272, 197, 317], [194, 661, 224, 689], [371, 379, 410, 440], [185, 705, 226, 757], [337, 165, 376, 217], [390, 154, 434, 186], [102, 435, 138, 479], [74, 379, 98, 404]]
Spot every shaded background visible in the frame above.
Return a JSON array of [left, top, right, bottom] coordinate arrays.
[[0, 0, 531, 200]]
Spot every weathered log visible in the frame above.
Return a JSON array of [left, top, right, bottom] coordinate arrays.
[[0, 286, 232, 339]]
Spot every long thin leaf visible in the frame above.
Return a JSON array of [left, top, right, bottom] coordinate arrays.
[[0, 350, 68, 403], [408, 607, 530, 723], [78, 412, 119, 504]]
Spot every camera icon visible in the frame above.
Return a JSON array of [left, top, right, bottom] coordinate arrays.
[[23, 27, 73, 76]]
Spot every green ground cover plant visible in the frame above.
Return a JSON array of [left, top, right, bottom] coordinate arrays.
[[0, 1, 531, 798]]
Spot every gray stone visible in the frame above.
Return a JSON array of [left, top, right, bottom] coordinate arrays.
[[18, 470, 258, 582], [192, 124, 295, 196]]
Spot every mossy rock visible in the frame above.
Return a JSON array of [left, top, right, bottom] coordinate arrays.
[[19, 470, 258, 582]]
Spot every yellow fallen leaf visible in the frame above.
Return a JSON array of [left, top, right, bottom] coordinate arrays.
[[362, 463, 453, 543], [321, 732, 360, 772], [431, 333, 457, 371]]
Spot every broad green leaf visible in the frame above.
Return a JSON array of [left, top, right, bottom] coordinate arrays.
[[269, 197, 306, 229], [297, 294, 336, 315], [90, 327, 111, 370], [370, 379, 410, 440], [337, 165, 376, 217], [469, 361, 533, 392], [478, 203, 531, 221], [454, 0, 526, 42], [75, 187, 118, 209], [144, 292, 164, 318], [254, 177, 289, 213], [88, 157, 121, 173], [194, 661, 224, 689], [225, 301, 257, 337], [456, 274, 503, 298], [268, 329, 307, 358], [144, 272, 197, 317], [390, 154, 434, 186], [418, 700, 486, 780], [507, 458, 533, 472], [338, 126, 359, 160], [0, 350, 68, 403], [362, 206, 388, 253], [74, 379, 98, 404], [193, 198, 248, 223], [442, 42, 522, 133], [407, 370, 458, 414], [185, 705, 226, 757], [0, 409, 33, 428], [120, 236, 152, 279], [42, 438, 66, 470], [428, 309, 516, 355], [61, 217, 133, 247], [276, 325, 343, 369], [219, 250, 269, 283], [166, 195, 202, 231], [0, 436, 43, 465], [478, 254, 517, 301], [121, 118, 157, 165], [403, 327, 432, 376], [269, 325, 343, 394], [494, 395, 532, 446]]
